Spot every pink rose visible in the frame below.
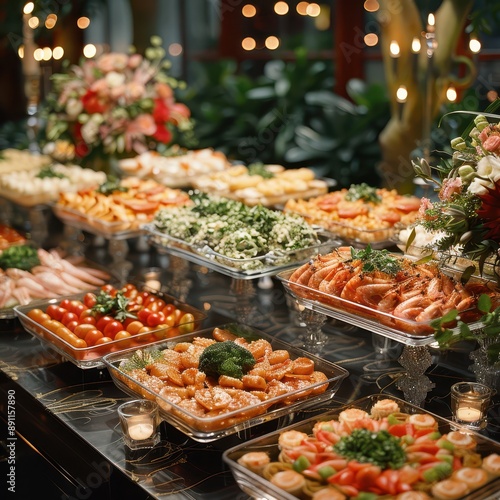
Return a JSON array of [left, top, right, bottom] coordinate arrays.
[[124, 114, 157, 151], [155, 82, 173, 100], [97, 53, 129, 73], [128, 53, 143, 69], [483, 135, 500, 153]]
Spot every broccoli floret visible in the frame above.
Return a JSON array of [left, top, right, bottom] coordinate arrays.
[[198, 341, 256, 379]]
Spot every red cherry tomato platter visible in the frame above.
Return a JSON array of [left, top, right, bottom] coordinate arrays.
[[13, 282, 206, 368]]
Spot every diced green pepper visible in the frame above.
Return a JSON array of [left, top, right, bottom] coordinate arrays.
[[293, 455, 310, 473], [317, 465, 336, 480], [422, 462, 452, 483]]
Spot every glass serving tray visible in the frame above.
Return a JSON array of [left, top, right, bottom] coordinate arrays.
[[143, 224, 340, 279], [0, 257, 112, 321], [14, 288, 206, 369], [53, 204, 144, 240], [277, 268, 488, 345], [0, 187, 56, 207], [103, 323, 349, 442], [223, 394, 500, 500]]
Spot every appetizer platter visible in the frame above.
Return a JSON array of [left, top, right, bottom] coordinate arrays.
[[0, 148, 50, 174], [223, 394, 500, 500], [117, 147, 232, 187], [277, 246, 499, 342], [284, 183, 421, 248], [144, 191, 339, 279], [0, 246, 112, 320], [14, 281, 206, 368], [53, 176, 190, 238], [0, 163, 107, 207], [103, 323, 348, 442], [191, 163, 331, 207]]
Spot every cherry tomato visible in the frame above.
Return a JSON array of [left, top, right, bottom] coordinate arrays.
[[96, 315, 114, 333], [137, 308, 152, 324], [152, 325, 168, 340], [161, 304, 176, 317], [101, 284, 116, 295], [84, 329, 104, 347], [69, 300, 86, 317], [42, 319, 64, 333], [114, 330, 132, 347], [136, 326, 153, 342], [147, 311, 165, 327], [46, 304, 66, 321], [27, 308, 51, 324], [103, 320, 124, 339], [83, 292, 97, 308], [80, 315, 97, 326], [95, 336, 113, 345], [61, 311, 79, 327], [126, 320, 144, 335], [59, 299, 71, 310], [178, 313, 195, 333], [74, 324, 99, 340], [66, 320, 79, 332]]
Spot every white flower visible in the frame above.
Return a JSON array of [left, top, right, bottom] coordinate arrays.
[[467, 155, 500, 195], [81, 119, 100, 144], [65, 98, 83, 119], [105, 71, 126, 88]]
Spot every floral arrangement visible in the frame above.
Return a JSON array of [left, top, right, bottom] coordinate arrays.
[[41, 36, 193, 164], [410, 105, 500, 277]]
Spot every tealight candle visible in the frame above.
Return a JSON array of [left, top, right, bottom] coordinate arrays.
[[451, 382, 492, 430], [456, 406, 482, 423], [117, 400, 160, 449]]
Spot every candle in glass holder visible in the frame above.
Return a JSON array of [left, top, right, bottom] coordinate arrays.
[[451, 382, 492, 430], [118, 399, 160, 449]]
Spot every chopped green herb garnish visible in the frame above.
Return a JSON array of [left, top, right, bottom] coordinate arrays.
[[334, 428, 406, 469], [97, 176, 128, 196], [248, 162, 275, 179], [36, 166, 67, 179], [351, 245, 402, 275], [0, 245, 40, 271], [345, 183, 381, 203]]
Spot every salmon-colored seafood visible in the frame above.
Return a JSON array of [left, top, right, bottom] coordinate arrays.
[[287, 246, 498, 335]]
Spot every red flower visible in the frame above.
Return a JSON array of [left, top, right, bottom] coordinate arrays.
[[75, 141, 89, 158], [152, 123, 172, 143], [153, 98, 171, 123], [477, 182, 500, 241], [82, 90, 108, 114]]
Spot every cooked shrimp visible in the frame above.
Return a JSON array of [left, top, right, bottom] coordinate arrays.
[[482, 453, 500, 475], [194, 387, 232, 411], [242, 374, 267, 391], [237, 451, 270, 475], [408, 413, 438, 429], [269, 470, 306, 496], [267, 349, 290, 365], [445, 431, 476, 450], [278, 430, 308, 449], [452, 467, 488, 488], [370, 399, 400, 419], [431, 479, 469, 499]]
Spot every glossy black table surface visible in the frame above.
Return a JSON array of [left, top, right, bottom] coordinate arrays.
[[1, 232, 499, 499]]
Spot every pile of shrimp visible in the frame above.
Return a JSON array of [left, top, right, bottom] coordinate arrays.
[[0, 248, 110, 309], [289, 247, 496, 334]]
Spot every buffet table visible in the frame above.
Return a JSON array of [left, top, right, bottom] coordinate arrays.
[[1, 215, 500, 499]]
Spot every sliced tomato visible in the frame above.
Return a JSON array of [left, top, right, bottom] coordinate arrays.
[[394, 196, 421, 213], [388, 422, 414, 437], [375, 469, 400, 496], [328, 468, 355, 485], [405, 443, 440, 455], [355, 464, 382, 490]]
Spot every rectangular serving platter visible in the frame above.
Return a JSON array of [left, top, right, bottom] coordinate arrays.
[[277, 265, 490, 345], [0, 256, 112, 321], [53, 204, 144, 240], [222, 393, 500, 500], [14, 287, 206, 369], [143, 223, 340, 279], [103, 323, 349, 442]]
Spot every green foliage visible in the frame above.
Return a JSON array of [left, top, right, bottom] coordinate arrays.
[[179, 56, 390, 188]]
